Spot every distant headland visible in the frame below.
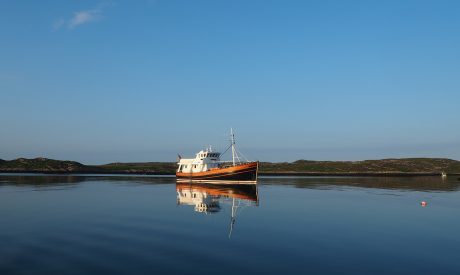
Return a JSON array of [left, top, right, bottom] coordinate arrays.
[[1, 157, 459, 176]]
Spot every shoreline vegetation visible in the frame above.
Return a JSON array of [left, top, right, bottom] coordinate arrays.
[[1, 157, 460, 176]]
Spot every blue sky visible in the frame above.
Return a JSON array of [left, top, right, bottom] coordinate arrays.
[[1, 0, 459, 164]]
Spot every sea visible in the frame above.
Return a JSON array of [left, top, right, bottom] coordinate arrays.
[[1, 174, 459, 275]]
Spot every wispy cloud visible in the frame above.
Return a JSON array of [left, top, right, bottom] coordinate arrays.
[[68, 9, 101, 29], [54, 3, 108, 31]]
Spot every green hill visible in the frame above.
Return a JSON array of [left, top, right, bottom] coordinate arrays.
[[1, 157, 459, 175], [260, 158, 460, 174], [98, 162, 176, 174], [0, 158, 93, 173]]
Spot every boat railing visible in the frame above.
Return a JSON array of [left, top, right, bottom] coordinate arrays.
[[217, 161, 255, 168]]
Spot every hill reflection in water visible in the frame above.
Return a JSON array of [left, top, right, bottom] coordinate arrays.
[[261, 175, 460, 192], [1, 174, 458, 191]]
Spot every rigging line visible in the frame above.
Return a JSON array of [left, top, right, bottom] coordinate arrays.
[[219, 144, 232, 157], [233, 145, 241, 164], [233, 148, 243, 163], [236, 148, 249, 162]]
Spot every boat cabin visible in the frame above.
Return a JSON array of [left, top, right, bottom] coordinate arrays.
[[177, 148, 221, 173]]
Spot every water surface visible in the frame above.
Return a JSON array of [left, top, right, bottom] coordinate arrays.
[[1, 175, 460, 274]]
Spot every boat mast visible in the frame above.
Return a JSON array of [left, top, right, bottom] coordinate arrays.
[[231, 128, 236, 166]]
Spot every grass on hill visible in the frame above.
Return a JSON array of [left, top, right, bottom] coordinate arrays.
[[1, 157, 460, 174], [96, 162, 176, 174], [0, 157, 90, 172], [259, 158, 460, 173]]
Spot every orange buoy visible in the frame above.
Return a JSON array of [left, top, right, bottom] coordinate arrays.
[[421, 201, 427, 207]]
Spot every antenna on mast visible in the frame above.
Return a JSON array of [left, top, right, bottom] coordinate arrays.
[[231, 128, 236, 166]]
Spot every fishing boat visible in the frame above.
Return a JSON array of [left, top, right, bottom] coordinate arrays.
[[176, 129, 259, 184]]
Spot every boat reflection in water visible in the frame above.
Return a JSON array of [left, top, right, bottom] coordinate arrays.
[[176, 181, 259, 238]]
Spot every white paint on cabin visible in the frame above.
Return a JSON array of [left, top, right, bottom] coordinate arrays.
[[177, 148, 221, 173]]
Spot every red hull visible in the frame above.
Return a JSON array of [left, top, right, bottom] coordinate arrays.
[[176, 161, 258, 183]]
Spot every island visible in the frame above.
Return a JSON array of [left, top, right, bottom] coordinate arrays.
[[1, 157, 459, 176]]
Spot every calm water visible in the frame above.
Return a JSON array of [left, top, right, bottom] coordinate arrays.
[[1, 175, 460, 275]]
